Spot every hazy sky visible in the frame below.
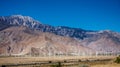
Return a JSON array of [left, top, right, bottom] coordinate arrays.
[[0, 0, 120, 32]]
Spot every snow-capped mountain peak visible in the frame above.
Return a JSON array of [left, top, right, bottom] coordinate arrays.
[[0, 15, 41, 29]]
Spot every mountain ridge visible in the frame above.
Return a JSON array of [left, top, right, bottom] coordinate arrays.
[[0, 15, 120, 56]]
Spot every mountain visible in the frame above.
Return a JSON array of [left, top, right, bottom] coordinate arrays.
[[0, 15, 120, 56], [0, 26, 93, 56], [82, 30, 120, 52], [0, 15, 90, 39]]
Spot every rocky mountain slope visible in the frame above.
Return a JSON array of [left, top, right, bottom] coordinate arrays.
[[0, 15, 120, 56], [0, 26, 93, 56]]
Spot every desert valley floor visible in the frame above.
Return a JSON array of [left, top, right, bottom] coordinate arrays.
[[0, 56, 120, 67]]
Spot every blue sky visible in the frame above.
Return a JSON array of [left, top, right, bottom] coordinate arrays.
[[0, 0, 120, 32]]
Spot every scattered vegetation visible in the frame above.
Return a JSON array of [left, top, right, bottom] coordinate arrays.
[[1, 65, 6, 67], [49, 61, 52, 63], [0, 56, 118, 67], [114, 55, 120, 63], [79, 64, 89, 67], [51, 62, 61, 67]]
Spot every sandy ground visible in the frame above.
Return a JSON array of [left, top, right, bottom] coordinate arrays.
[[0, 56, 116, 64], [92, 64, 120, 67], [0, 56, 120, 67]]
